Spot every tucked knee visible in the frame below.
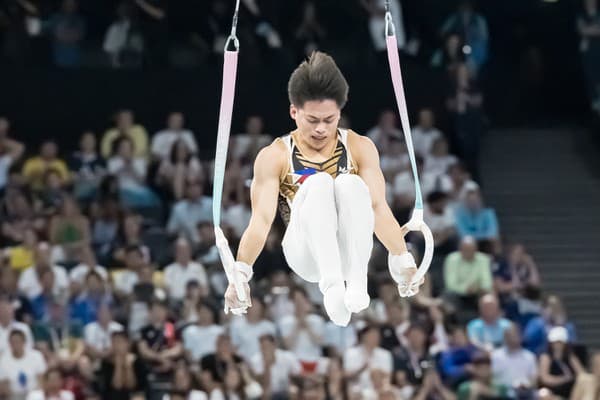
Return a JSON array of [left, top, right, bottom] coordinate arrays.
[[335, 174, 370, 203], [307, 172, 334, 188]]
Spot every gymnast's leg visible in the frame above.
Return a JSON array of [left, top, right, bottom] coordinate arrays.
[[281, 172, 350, 326], [334, 174, 374, 313]]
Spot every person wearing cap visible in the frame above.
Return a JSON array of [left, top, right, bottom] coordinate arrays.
[[457, 351, 510, 400], [453, 185, 499, 253], [539, 326, 584, 398]]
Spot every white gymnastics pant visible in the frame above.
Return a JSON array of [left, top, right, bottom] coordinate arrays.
[[281, 173, 375, 297]]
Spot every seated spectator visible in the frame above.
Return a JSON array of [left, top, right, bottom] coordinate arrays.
[[1, 190, 46, 246], [413, 109, 443, 158], [112, 213, 150, 265], [366, 110, 403, 150], [467, 294, 512, 350], [222, 186, 251, 240], [30, 267, 55, 321], [177, 280, 209, 324], [539, 327, 584, 398], [69, 246, 108, 290], [164, 237, 208, 301], [0, 330, 47, 398], [570, 352, 600, 400], [491, 324, 538, 394], [344, 325, 393, 397], [165, 363, 207, 400], [101, 109, 148, 159], [26, 368, 74, 400], [457, 352, 509, 400], [167, 180, 212, 245], [231, 115, 271, 161], [379, 136, 408, 182], [195, 221, 220, 267], [323, 317, 358, 358], [69, 270, 113, 325], [200, 334, 244, 391], [444, 236, 492, 302], [37, 168, 68, 214], [250, 334, 301, 399], [182, 302, 224, 362], [45, 0, 85, 68], [439, 326, 479, 387], [524, 295, 577, 356], [369, 279, 404, 323], [0, 117, 25, 192], [425, 137, 458, 177], [151, 112, 198, 161], [22, 140, 70, 192], [394, 324, 434, 385], [18, 242, 69, 300], [113, 245, 146, 297], [99, 331, 147, 400], [379, 302, 410, 352], [413, 370, 456, 400], [48, 195, 90, 262], [424, 191, 457, 251], [0, 295, 34, 353], [230, 296, 276, 362], [293, 1, 325, 58], [0, 269, 34, 325], [3, 227, 37, 272], [494, 244, 541, 297], [156, 139, 204, 200], [278, 287, 325, 366], [103, 1, 144, 68], [446, 162, 478, 206], [454, 186, 499, 250], [431, 33, 466, 76], [69, 131, 106, 201], [90, 198, 121, 263], [137, 300, 183, 373], [83, 304, 124, 361], [206, 363, 250, 400], [107, 137, 158, 208]]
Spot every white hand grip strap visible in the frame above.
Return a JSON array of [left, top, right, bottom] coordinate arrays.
[[404, 209, 434, 285], [214, 226, 248, 303]]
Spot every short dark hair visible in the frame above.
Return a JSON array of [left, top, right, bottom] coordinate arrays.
[[9, 328, 26, 341], [288, 52, 349, 108]]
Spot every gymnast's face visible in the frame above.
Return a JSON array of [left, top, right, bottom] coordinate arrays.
[[290, 99, 341, 151]]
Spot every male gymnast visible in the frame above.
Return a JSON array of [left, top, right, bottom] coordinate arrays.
[[224, 51, 424, 326]]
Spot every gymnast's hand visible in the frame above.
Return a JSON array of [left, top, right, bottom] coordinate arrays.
[[223, 261, 253, 315]]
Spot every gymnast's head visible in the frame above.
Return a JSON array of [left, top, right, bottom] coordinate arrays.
[[288, 51, 349, 150]]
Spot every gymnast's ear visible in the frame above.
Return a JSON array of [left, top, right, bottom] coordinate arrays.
[[290, 104, 298, 120]]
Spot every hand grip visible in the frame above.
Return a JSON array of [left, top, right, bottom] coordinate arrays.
[[404, 209, 434, 285], [214, 226, 247, 303]]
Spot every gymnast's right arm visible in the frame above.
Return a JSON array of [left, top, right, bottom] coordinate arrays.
[[236, 143, 284, 268]]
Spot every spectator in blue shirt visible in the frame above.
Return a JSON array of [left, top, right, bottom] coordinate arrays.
[[467, 294, 511, 351], [524, 295, 577, 356], [454, 185, 499, 253], [31, 268, 55, 321], [45, 0, 86, 68], [439, 326, 479, 388], [69, 270, 113, 325]]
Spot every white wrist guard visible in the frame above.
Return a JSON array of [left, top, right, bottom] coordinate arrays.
[[234, 261, 253, 283], [388, 252, 419, 298]]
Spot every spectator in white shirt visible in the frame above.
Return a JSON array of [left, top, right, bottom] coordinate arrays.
[[83, 304, 123, 360], [425, 137, 458, 177], [344, 325, 394, 395], [113, 245, 145, 296], [69, 246, 108, 290], [424, 191, 457, 251], [151, 112, 198, 161], [323, 318, 358, 357], [366, 110, 403, 151], [0, 329, 47, 398], [167, 181, 213, 244], [156, 139, 204, 200], [222, 188, 252, 239], [26, 368, 74, 400], [232, 115, 271, 161], [278, 287, 325, 363], [231, 296, 276, 362], [164, 237, 209, 301], [18, 242, 68, 300], [412, 109, 443, 158], [182, 302, 224, 362], [492, 323, 537, 389], [0, 295, 33, 355], [250, 334, 301, 398], [393, 157, 452, 213], [379, 136, 409, 182]]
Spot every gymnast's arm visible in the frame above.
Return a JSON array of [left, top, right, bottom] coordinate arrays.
[[236, 143, 285, 266], [350, 133, 409, 255]]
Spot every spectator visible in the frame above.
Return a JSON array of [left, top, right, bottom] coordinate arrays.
[[539, 327, 584, 398], [30, 267, 55, 321], [577, 0, 600, 112], [491, 324, 538, 392], [344, 325, 393, 396], [524, 295, 578, 356], [278, 287, 325, 365], [99, 331, 147, 400], [103, 1, 144, 68], [101, 110, 149, 159], [0, 269, 34, 323], [156, 139, 204, 200], [467, 294, 512, 350], [293, 1, 325, 58], [45, 0, 86, 68], [18, 242, 69, 301], [182, 302, 224, 362], [1, 190, 46, 245], [167, 180, 212, 244], [83, 304, 124, 361], [570, 352, 600, 400], [495, 244, 541, 295], [90, 198, 121, 263], [48, 195, 90, 262], [113, 245, 146, 297], [394, 324, 434, 385], [25, 368, 74, 400], [444, 236, 492, 300], [0, 117, 25, 192], [3, 227, 37, 272], [0, 295, 34, 354], [360, 0, 406, 54], [454, 186, 499, 249], [22, 140, 70, 192], [379, 136, 408, 182], [425, 137, 458, 177], [200, 334, 244, 390], [133, 0, 167, 66], [177, 280, 207, 324], [379, 302, 410, 352], [164, 237, 208, 301], [456, 352, 509, 400], [446, 162, 477, 206], [250, 334, 301, 399], [439, 326, 479, 387], [151, 112, 198, 161], [69, 246, 108, 290], [369, 279, 403, 323], [0, 0, 38, 65], [323, 317, 358, 358], [366, 110, 402, 150], [431, 34, 466, 76], [137, 300, 183, 373], [412, 109, 443, 158], [424, 191, 457, 251], [413, 370, 456, 400], [69, 131, 106, 201], [440, 0, 489, 73], [112, 213, 150, 265], [37, 169, 67, 214], [69, 270, 113, 325], [165, 363, 207, 400], [207, 363, 249, 400], [230, 296, 277, 362], [0, 330, 47, 398], [222, 186, 252, 239]]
